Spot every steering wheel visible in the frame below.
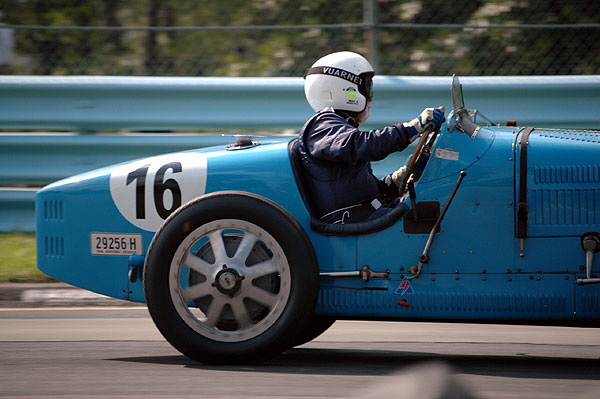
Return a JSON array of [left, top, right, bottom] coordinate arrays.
[[397, 123, 436, 195], [398, 106, 446, 194], [408, 124, 433, 167]]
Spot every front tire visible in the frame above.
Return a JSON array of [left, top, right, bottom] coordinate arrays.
[[291, 315, 336, 347], [144, 191, 319, 364]]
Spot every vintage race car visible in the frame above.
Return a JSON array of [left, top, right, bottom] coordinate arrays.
[[36, 76, 600, 364]]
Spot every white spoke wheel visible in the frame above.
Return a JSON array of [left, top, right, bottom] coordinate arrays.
[[144, 192, 319, 364]]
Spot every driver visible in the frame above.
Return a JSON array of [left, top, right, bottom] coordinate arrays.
[[299, 51, 444, 224]]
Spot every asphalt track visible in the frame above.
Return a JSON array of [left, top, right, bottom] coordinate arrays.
[[1, 305, 599, 399]]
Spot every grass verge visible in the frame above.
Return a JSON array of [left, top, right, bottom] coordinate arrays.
[[0, 232, 54, 282]]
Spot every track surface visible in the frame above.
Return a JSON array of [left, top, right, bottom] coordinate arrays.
[[1, 307, 599, 398]]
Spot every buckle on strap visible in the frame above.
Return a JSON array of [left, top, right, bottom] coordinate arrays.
[[370, 198, 382, 210]]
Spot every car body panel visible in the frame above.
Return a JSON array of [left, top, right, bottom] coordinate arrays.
[[36, 79, 600, 324]]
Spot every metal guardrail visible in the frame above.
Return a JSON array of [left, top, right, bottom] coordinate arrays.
[[0, 133, 290, 185], [1, 75, 599, 232], [0, 188, 38, 232], [1, 75, 599, 131]]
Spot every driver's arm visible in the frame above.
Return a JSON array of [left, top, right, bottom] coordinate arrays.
[[307, 113, 414, 166]]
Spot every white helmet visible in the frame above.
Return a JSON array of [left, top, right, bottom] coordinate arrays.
[[304, 51, 375, 113]]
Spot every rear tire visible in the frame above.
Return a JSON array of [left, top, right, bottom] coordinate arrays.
[[144, 191, 319, 364]]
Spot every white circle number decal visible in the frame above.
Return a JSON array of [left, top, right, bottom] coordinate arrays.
[[110, 152, 207, 231]]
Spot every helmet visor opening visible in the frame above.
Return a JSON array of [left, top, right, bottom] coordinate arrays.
[[358, 72, 374, 100]]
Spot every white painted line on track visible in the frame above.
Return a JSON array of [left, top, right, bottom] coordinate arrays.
[[21, 288, 114, 303], [0, 306, 146, 312]]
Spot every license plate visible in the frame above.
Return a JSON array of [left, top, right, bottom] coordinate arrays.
[[91, 232, 143, 256]]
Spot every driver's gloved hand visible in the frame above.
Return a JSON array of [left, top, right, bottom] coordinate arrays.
[[391, 153, 430, 190], [403, 107, 445, 141], [391, 165, 409, 189]]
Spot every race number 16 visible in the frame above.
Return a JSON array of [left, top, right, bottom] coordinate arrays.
[[110, 153, 207, 232], [126, 162, 183, 220]]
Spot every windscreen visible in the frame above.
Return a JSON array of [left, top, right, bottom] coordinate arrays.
[[450, 75, 480, 138], [451, 74, 465, 114]]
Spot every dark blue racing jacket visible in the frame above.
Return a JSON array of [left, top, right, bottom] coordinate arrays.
[[298, 108, 414, 223]]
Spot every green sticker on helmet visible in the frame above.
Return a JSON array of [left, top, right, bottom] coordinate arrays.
[[344, 87, 357, 99]]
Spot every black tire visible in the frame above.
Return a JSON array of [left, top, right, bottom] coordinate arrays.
[[291, 315, 336, 347], [144, 191, 320, 365]]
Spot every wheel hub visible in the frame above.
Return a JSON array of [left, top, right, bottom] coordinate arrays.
[[213, 266, 243, 296]]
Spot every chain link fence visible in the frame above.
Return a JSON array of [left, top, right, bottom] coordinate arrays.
[[0, 0, 598, 77]]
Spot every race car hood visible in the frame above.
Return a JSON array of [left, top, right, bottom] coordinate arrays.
[[520, 128, 600, 237]]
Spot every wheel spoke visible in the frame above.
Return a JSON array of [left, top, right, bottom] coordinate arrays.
[[208, 230, 227, 264], [182, 282, 213, 302], [184, 252, 214, 276], [244, 285, 278, 308], [204, 296, 226, 327], [243, 259, 279, 280], [229, 299, 252, 329], [231, 232, 259, 265]]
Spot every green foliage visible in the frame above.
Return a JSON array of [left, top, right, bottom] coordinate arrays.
[[0, 0, 598, 76], [0, 233, 51, 282]]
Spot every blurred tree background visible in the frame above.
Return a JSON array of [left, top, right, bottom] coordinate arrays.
[[0, 0, 598, 76]]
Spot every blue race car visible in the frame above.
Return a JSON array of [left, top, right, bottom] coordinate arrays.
[[36, 76, 600, 364]]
